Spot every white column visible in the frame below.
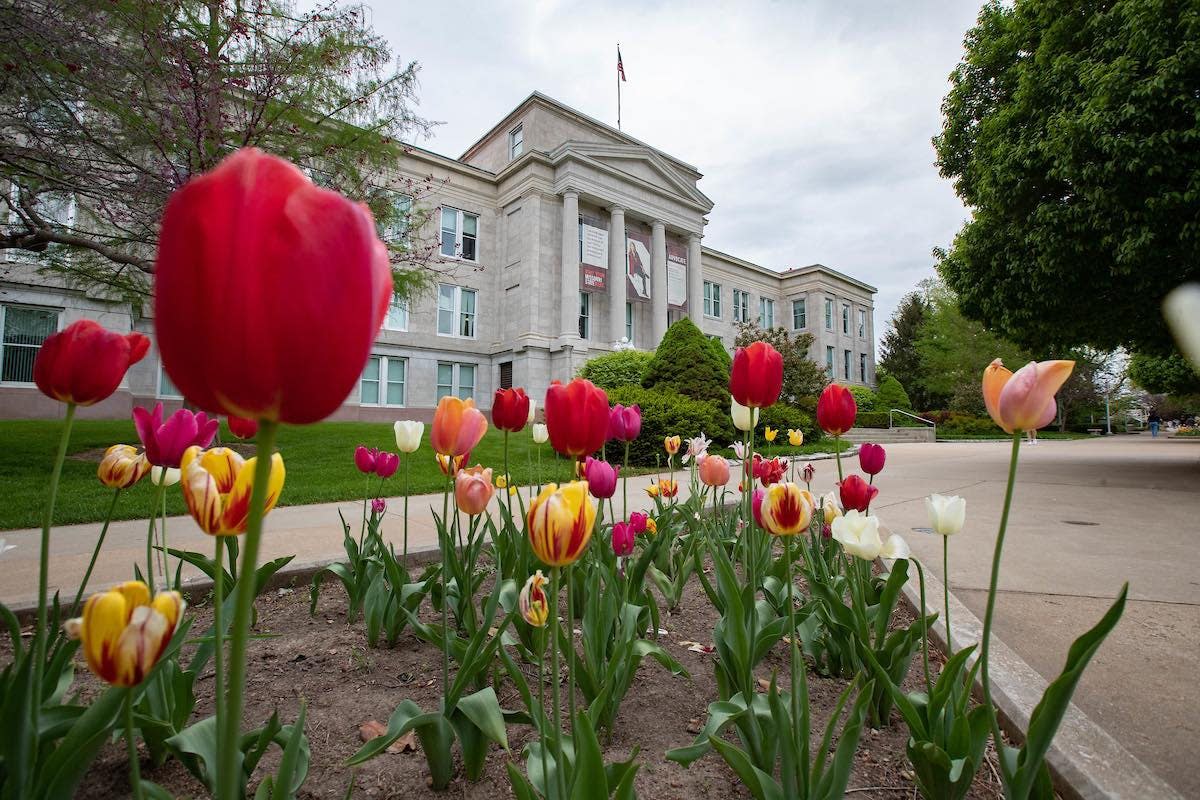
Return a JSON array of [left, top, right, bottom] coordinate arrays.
[[607, 206, 626, 346], [687, 233, 703, 323], [651, 221, 668, 343], [560, 190, 579, 339]]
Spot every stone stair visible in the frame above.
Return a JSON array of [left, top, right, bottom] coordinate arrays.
[[841, 426, 935, 444]]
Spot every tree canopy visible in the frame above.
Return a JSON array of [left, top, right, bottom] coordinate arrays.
[[0, 0, 437, 300], [934, 0, 1200, 355], [878, 291, 929, 408]]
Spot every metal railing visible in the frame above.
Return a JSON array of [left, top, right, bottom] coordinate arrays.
[[888, 408, 936, 438]]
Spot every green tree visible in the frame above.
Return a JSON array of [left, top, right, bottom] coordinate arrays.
[[733, 320, 828, 403], [1128, 351, 1200, 395], [875, 375, 913, 411], [578, 350, 654, 391], [0, 0, 435, 299], [934, 0, 1200, 354], [643, 317, 731, 406], [878, 291, 929, 406]]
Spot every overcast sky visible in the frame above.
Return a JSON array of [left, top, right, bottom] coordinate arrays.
[[365, 0, 984, 345]]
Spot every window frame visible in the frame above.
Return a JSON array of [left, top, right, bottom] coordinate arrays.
[[703, 280, 722, 318], [843, 349, 851, 380], [859, 353, 868, 383], [380, 191, 412, 247], [824, 298, 834, 330], [578, 291, 591, 340], [842, 304, 850, 335], [509, 124, 524, 160], [825, 346, 834, 377], [858, 308, 867, 339], [384, 293, 409, 332], [360, 354, 408, 408], [625, 301, 634, 342], [436, 283, 478, 339], [439, 207, 479, 262], [732, 289, 751, 324], [436, 361, 477, 402], [0, 303, 61, 386], [792, 296, 807, 330], [758, 297, 775, 328], [157, 361, 183, 399]]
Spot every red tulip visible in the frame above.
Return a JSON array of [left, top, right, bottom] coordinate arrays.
[[133, 403, 218, 468], [227, 415, 258, 440], [608, 404, 642, 442], [858, 443, 886, 476], [492, 388, 531, 433], [752, 454, 788, 487], [33, 320, 149, 406], [544, 378, 609, 459], [584, 457, 619, 500], [154, 148, 392, 425], [729, 341, 783, 409], [751, 488, 766, 529], [838, 474, 879, 513], [374, 451, 399, 478], [816, 383, 857, 435], [354, 445, 378, 474], [612, 521, 635, 557]]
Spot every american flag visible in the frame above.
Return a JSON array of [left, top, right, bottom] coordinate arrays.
[[617, 48, 626, 81]]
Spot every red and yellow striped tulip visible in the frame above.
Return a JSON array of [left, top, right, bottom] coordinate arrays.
[[180, 445, 285, 536], [664, 435, 681, 455], [97, 444, 150, 489], [519, 570, 550, 627], [63, 580, 184, 687], [760, 482, 814, 536], [527, 481, 595, 567]]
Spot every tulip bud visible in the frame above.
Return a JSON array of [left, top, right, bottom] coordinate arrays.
[[532, 423, 549, 444], [394, 420, 424, 453], [763, 426, 777, 443], [925, 493, 966, 536], [611, 521, 635, 557], [788, 428, 804, 447], [526, 481, 595, 566], [858, 442, 886, 476], [698, 454, 731, 487], [583, 457, 619, 500], [519, 571, 550, 628], [492, 387, 531, 433], [831, 510, 909, 561], [730, 397, 760, 432], [431, 396, 488, 456], [371, 498, 387, 515], [816, 383, 857, 435], [227, 415, 259, 440], [664, 435, 681, 455], [838, 474, 878, 513], [455, 466, 495, 516], [729, 341, 784, 409], [150, 466, 181, 487], [354, 445, 378, 474], [33, 320, 149, 407], [374, 451, 399, 479]]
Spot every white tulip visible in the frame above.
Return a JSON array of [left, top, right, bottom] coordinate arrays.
[[394, 420, 424, 453], [831, 509, 910, 561], [730, 397, 759, 432], [527, 400, 537, 426], [820, 491, 842, 523], [925, 493, 966, 537], [151, 466, 181, 487], [1164, 284, 1200, 370], [532, 423, 549, 444]]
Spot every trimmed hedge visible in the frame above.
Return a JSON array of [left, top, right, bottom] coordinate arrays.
[[606, 385, 732, 466], [578, 350, 653, 391]]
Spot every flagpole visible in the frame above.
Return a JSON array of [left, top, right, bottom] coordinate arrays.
[[617, 43, 622, 130]]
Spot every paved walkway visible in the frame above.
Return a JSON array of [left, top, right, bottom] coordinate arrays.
[[868, 435, 1199, 798]]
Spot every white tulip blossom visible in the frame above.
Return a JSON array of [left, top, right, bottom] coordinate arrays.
[[682, 432, 711, 464], [730, 397, 759, 432], [820, 491, 842, 523], [394, 420, 424, 453], [1164, 284, 1200, 370], [831, 510, 910, 561], [532, 423, 549, 444], [925, 493, 967, 536], [526, 400, 537, 426], [151, 466, 181, 487]]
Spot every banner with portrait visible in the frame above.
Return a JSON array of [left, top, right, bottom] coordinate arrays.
[[626, 226, 652, 302]]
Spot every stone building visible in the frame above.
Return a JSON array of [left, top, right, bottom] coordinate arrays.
[[0, 91, 876, 420]]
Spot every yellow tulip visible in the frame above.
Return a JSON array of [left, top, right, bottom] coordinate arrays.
[[787, 429, 804, 447], [664, 435, 681, 455], [526, 481, 595, 567], [644, 517, 657, 534], [764, 426, 777, 443], [180, 445, 285, 536], [97, 444, 150, 489], [63, 580, 185, 687]]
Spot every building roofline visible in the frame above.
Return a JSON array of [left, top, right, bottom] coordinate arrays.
[[782, 263, 878, 294], [459, 91, 702, 177], [396, 140, 497, 180]]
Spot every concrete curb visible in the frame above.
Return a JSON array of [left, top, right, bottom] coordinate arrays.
[[883, 556, 1183, 800]]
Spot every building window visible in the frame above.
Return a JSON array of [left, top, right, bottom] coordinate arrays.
[[158, 362, 182, 399], [824, 298, 834, 330], [440, 207, 478, 261], [843, 349, 851, 380], [361, 355, 407, 407], [733, 289, 751, 323], [625, 302, 634, 342], [859, 353, 868, 383], [858, 309, 867, 338], [437, 284, 477, 338], [825, 346, 834, 377], [499, 361, 513, 390], [509, 124, 524, 160], [1, 305, 59, 384], [578, 292, 590, 339], [792, 297, 806, 330], [385, 294, 408, 331], [437, 362, 476, 401], [703, 281, 722, 318], [842, 304, 850, 334], [759, 297, 775, 328], [380, 192, 412, 245]]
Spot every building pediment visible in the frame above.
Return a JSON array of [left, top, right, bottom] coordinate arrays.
[[547, 141, 714, 213]]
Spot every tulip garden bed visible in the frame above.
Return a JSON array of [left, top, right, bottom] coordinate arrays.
[[42, 565, 1004, 800]]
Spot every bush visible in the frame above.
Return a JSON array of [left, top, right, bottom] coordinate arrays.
[[855, 411, 890, 429], [875, 375, 912, 411], [847, 384, 876, 412], [606, 385, 732, 466], [642, 318, 730, 407], [578, 350, 653, 391], [935, 412, 997, 436], [760, 403, 821, 443]]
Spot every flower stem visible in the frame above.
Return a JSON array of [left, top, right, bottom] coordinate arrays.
[[623, 441, 630, 521], [566, 563, 576, 730], [440, 469, 451, 713], [942, 535, 952, 656], [980, 432, 1022, 780], [213, 534, 226, 756], [32, 401, 76, 752], [160, 488, 172, 589], [124, 689, 144, 800], [145, 482, 166, 596], [550, 566, 567, 800], [403, 458, 410, 574], [833, 433, 844, 482], [784, 536, 800, 738], [216, 418, 278, 800], [68, 488, 122, 619], [536, 643, 549, 796]]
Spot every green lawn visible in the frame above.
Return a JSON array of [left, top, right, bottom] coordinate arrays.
[[0, 419, 848, 530]]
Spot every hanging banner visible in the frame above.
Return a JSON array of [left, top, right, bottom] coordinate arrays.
[[666, 238, 687, 309], [579, 220, 608, 292], [626, 227, 652, 301]]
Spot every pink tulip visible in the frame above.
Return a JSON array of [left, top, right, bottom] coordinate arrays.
[[584, 456, 619, 500], [982, 359, 1075, 434], [612, 521, 635, 557], [374, 451, 399, 478], [629, 511, 649, 535], [751, 488, 765, 529], [455, 466, 495, 516], [608, 404, 642, 442], [698, 454, 731, 487], [354, 445, 378, 474], [371, 498, 386, 515], [858, 443, 886, 476], [133, 403, 218, 468]]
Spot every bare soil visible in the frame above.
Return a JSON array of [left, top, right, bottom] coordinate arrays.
[[43, 561, 1006, 800]]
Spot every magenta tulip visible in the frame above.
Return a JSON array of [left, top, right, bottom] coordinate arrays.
[[858, 443, 886, 476], [374, 451, 399, 478], [608, 404, 642, 442], [584, 456, 619, 500], [354, 446, 378, 474], [133, 403, 218, 468], [612, 521, 635, 557]]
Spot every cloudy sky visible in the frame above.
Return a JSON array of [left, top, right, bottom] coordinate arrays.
[[366, 0, 985, 343]]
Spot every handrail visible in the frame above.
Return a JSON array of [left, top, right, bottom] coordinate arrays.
[[888, 408, 936, 432]]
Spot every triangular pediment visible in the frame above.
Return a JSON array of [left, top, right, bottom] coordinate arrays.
[[549, 141, 714, 211]]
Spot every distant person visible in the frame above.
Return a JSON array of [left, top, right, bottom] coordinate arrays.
[[1149, 410, 1161, 438]]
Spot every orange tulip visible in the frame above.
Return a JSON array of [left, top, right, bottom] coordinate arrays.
[[455, 465, 495, 515], [760, 482, 814, 536], [527, 481, 595, 567], [982, 359, 1075, 433], [430, 395, 488, 457]]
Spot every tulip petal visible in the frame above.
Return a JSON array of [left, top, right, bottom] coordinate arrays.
[[82, 590, 129, 684], [113, 605, 169, 686], [881, 534, 911, 561], [982, 359, 1012, 433]]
